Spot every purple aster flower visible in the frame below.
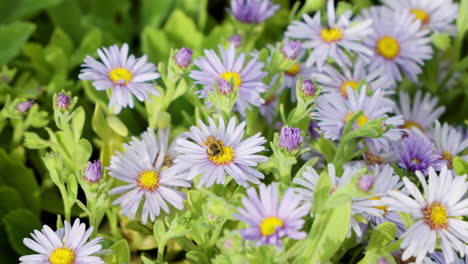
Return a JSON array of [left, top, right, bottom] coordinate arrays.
[[229, 35, 242, 48], [172, 117, 268, 187], [234, 182, 310, 249], [281, 41, 302, 59], [56, 93, 71, 110], [302, 79, 316, 97], [395, 90, 445, 132], [361, 7, 433, 85], [279, 126, 303, 152], [79, 43, 160, 113], [108, 128, 190, 224], [285, 0, 373, 71], [174, 47, 193, 68], [313, 58, 393, 98], [190, 45, 268, 116], [395, 132, 447, 174], [84, 160, 102, 183], [20, 219, 104, 264], [16, 100, 34, 113], [314, 87, 403, 152], [382, 0, 459, 35], [229, 0, 280, 24]]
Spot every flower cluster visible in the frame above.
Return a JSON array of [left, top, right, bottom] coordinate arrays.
[[11, 0, 467, 263]]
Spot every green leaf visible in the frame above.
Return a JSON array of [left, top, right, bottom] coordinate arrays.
[[103, 239, 131, 264], [453, 156, 468, 176], [2, 209, 41, 255], [457, 0, 468, 37], [107, 116, 129, 137], [313, 170, 332, 212], [92, 103, 113, 139], [0, 0, 62, 23], [431, 33, 451, 51], [0, 186, 25, 214], [153, 219, 166, 244], [141, 0, 174, 28], [0, 149, 40, 214], [186, 251, 211, 264], [141, 27, 171, 63], [367, 222, 396, 251], [71, 107, 86, 142], [70, 28, 103, 67], [294, 202, 352, 264], [47, 0, 87, 43], [126, 221, 152, 236], [0, 22, 36, 65], [163, 10, 203, 49], [23, 132, 50, 149]]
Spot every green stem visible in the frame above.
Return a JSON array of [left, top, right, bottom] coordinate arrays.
[[206, 220, 226, 250], [57, 184, 71, 221], [156, 239, 167, 262]]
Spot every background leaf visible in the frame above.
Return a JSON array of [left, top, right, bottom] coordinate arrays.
[[0, 22, 36, 65]]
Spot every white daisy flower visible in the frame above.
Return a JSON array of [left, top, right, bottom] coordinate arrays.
[[108, 128, 190, 224], [173, 117, 268, 187], [383, 167, 468, 264], [293, 163, 386, 237], [314, 87, 403, 152], [313, 58, 394, 98], [395, 90, 445, 132], [382, 0, 459, 34], [20, 219, 104, 264], [361, 7, 433, 84], [430, 121, 468, 169], [79, 43, 160, 114], [285, 0, 373, 71]]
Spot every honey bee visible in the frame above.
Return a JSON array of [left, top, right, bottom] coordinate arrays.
[[204, 135, 224, 157]]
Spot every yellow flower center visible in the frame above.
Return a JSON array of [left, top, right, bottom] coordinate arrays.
[[441, 150, 453, 169], [376, 36, 400, 60], [344, 112, 369, 127], [204, 136, 235, 165], [410, 8, 430, 25], [402, 120, 423, 131], [411, 158, 421, 164], [369, 196, 388, 213], [260, 216, 284, 236], [340, 80, 359, 98], [109, 68, 133, 85], [219, 72, 242, 88], [208, 145, 234, 165], [285, 62, 301, 76], [422, 202, 448, 230], [320, 27, 343, 43], [137, 170, 160, 192], [49, 247, 75, 264]]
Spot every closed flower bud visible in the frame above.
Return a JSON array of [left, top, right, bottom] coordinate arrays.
[[174, 47, 193, 68], [279, 126, 303, 152], [377, 257, 388, 264], [302, 80, 316, 96], [84, 160, 102, 183], [358, 174, 375, 192], [229, 35, 242, 48], [217, 78, 233, 95], [16, 100, 34, 113], [56, 94, 71, 110], [281, 41, 302, 59]]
